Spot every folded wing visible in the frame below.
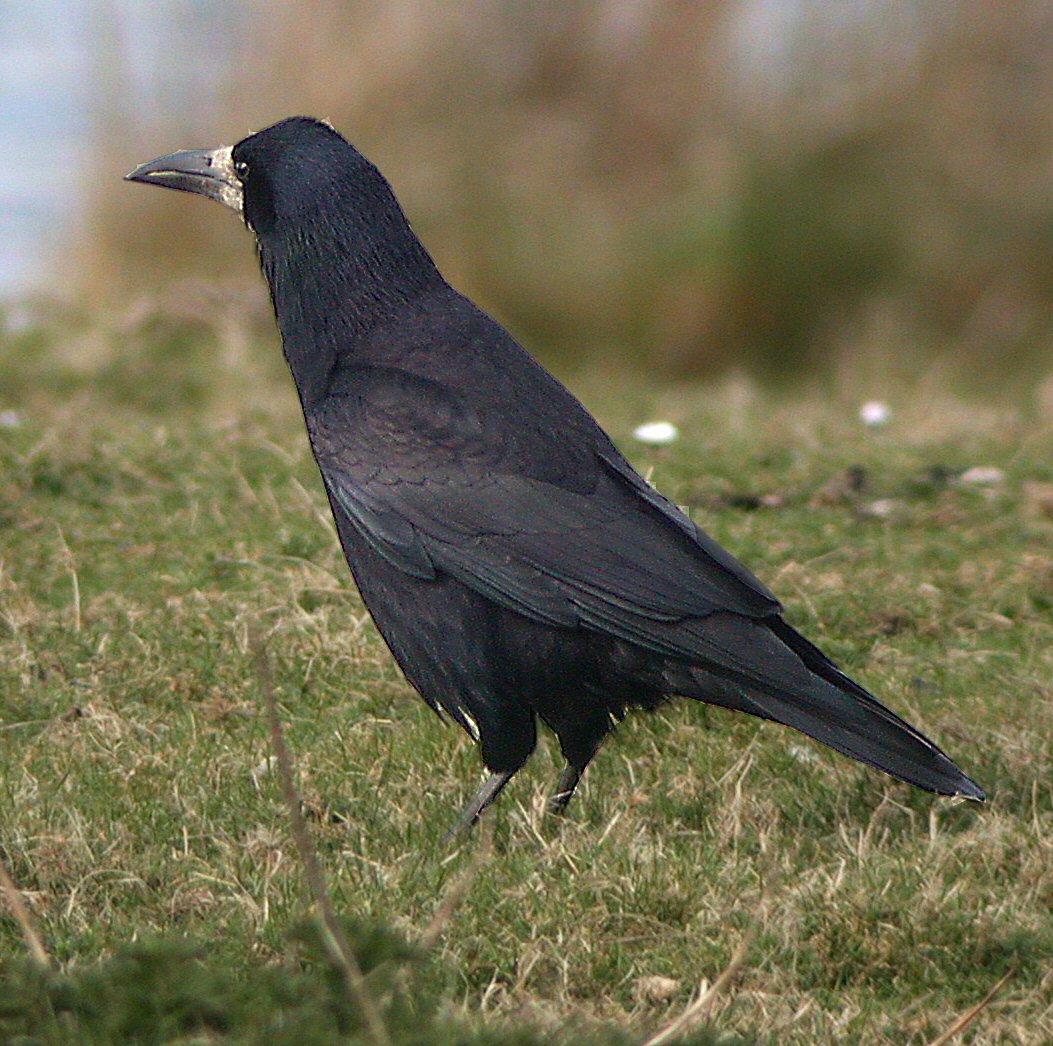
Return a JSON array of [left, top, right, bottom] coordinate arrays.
[[310, 367, 780, 652]]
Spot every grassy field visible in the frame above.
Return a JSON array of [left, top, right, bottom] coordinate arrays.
[[1, 300, 1051, 1044]]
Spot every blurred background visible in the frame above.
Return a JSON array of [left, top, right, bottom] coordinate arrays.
[[5, 0, 1053, 388]]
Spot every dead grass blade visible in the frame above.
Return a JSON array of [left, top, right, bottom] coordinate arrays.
[[0, 854, 50, 967], [419, 816, 492, 952], [923, 967, 1015, 1046], [641, 925, 755, 1046], [54, 524, 81, 634], [252, 631, 391, 1046]]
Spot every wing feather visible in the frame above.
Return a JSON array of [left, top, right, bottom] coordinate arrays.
[[312, 368, 781, 654]]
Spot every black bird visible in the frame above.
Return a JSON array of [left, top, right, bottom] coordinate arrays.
[[127, 117, 984, 832]]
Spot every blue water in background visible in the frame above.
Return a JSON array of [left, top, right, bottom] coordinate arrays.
[[1, 0, 244, 297], [1, 2, 93, 295]]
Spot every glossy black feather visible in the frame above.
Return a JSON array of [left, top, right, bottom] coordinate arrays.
[[227, 117, 984, 810]]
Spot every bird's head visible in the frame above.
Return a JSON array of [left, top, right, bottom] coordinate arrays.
[[127, 116, 442, 361], [125, 117, 392, 241]]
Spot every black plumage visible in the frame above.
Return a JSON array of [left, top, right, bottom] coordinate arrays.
[[127, 117, 985, 831]]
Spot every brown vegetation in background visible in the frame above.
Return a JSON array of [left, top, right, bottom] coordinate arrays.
[[80, 0, 1053, 382]]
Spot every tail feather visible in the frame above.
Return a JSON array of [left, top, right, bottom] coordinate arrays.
[[668, 614, 985, 801]]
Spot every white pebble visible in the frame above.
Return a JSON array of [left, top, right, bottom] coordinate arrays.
[[633, 975, 681, 1003], [787, 743, 818, 765], [959, 466, 1005, 486], [859, 401, 891, 427], [633, 420, 679, 446], [0, 410, 20, 428], [862, 498, 902, 519]]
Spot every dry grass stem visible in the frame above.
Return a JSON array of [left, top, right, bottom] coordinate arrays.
[[0, 855, 50, 967], [923, 968, 1016, 1046], [252, 631, 391, 1046], [641, 925, 756, 1046], [419, 817, 492, 952], [55, 524, 81, 634]]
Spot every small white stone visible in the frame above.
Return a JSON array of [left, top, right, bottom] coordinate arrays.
[[787, 743, 818, 765], [959, 466, 1005, 487], [633, 420, 679, 446], [859, 401, 891, 427], [0, 410, 20, 428], [862, 498, 902, 519], [633, 975, 681, 1003]]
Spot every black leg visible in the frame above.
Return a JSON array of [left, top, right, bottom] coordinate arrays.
[[443, 770, 515, 842], [547, 762, 584, 815]]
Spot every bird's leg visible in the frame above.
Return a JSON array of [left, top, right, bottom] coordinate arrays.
[[443, 770, 515, 842], [547, 762, 584, 815]]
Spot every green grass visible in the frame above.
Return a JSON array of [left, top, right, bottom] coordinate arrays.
[[1, 303, 1051, 1044]]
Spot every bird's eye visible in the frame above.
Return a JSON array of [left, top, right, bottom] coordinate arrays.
[[234, 160, 250, 180]]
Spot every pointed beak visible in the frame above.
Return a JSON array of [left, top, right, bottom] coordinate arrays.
[[125, 145, 243, 213]]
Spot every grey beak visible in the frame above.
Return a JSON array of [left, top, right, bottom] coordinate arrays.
[[125, 145, 243, 213]]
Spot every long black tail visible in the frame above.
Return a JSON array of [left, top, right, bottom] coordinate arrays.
[[666, 613, 985, 801]]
